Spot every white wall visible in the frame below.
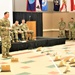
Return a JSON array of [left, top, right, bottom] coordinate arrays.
[[0, 0, 13, 26]]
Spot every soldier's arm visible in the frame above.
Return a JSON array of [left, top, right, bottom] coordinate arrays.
[[18, 25, 21, 31], [12, 24, 15, 31], [26, 24, 29, 30], [19, 25, 23, 31], [21, 26, 24, 31], [0, 19, 6, 31], [64, 22, 66, 29], [58, 22, 61, 29], [68, 23, 70, 29]]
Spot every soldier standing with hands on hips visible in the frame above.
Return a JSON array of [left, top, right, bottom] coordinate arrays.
[[59, 18, 66, 37], [0, 12, 12, 58], [68, 18, 75, 40]]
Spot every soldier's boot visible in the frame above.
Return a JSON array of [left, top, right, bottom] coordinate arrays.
[[15, 39, 19, 42], [2, 54, 7, 58], [6, 48, 12, 57], [11, 39, 15, 43], [2, 48, 7, 58], [6, 54, 12, 57], [22, 38, 25, 41]]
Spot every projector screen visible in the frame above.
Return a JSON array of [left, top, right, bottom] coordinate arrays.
[[0, 0, 13, 26]]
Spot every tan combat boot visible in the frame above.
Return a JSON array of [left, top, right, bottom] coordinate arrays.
[[6, 54, 12, 57], [2, 54, 7, 58], [12, 40, 15, 43], [22, 38, 25, 41], [15, 39, 19, 42]]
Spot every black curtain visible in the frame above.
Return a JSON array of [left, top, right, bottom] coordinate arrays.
[[13, 12, 43, 36]]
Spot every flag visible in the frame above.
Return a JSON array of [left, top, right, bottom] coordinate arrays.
[[53, 0, 60, 11], [42, 0, 48, 11], [36, 0, 41, 11], [66, 0, 75, 11], [27, 0, 48, 12], [39, 0, 42, 10], [36, 0, 48, 11], [74, 0, 75, 10], [60, 0, 67, 12], [26, 0, 36, 11]]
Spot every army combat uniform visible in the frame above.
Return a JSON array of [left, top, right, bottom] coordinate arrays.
[[12, 24, 25, 42], [0, 18, 11, 57], [59, 21, 66, 37], [68, 22, 75, 40], [20, 23, 33, 40]]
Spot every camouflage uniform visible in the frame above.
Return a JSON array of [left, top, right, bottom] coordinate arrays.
[[20, 23, 33, 40], [0, 18, 11, 56], [12, 24, 25, 42], [68, 22, 75, 40], [59, 21, 66, 37]]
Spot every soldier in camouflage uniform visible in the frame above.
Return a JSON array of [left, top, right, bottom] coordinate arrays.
[[59, 18, 66, 37], [0, 12, 12, 58], [68, 18, 75, 40], [20, 19, 33, 41], [12, 21, 25, 42]]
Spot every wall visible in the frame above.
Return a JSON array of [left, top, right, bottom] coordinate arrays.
[[13, 0, 26, 11], [43, 12, 75, 37]]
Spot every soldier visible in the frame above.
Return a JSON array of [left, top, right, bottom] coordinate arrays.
[[68, 18, 75, 40], [0, 12, 12, 58], [20, 19, 33, 41], [12, 21, 25, 42], [59, 18, 66, 37]]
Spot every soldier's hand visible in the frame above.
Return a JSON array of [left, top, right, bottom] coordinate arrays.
[[6, 27, 12, 31], [18, 31, 23, 33], [6, 27, 9, 30], [9, 27, 12, 31]]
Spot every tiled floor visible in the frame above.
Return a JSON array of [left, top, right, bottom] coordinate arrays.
[[0, 40, 75, 75]]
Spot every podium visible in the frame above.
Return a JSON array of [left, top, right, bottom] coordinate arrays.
[[26, 21, 36, 38]]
